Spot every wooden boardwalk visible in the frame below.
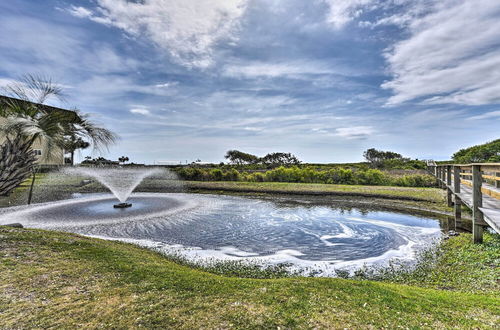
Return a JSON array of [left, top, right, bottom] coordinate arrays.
[[428, 162, 500, 243]]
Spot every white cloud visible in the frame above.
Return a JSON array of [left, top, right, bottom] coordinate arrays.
[[155, 82, 178, 88], [68, 0, 248, 69], [467, 110, 500, 121], [67, 6, 93, 19], [359, 0, 434, 29], [382, 0, 500, 106], [76, 75, 178, 102], [0, 78, 20, 89], [130, 108, 151, 116], [222, 61, 333, 78], [322, 0, 376, 29], [334, 126, 374, 139]]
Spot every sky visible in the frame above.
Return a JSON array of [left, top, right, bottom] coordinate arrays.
[[0, 0, 499, 164]]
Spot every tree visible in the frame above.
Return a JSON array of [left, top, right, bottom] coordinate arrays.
[[65, 136, 90, 165], [81, 156, 117, 166], [224, 150, 259, 165], [363, 148, 403, 168], [261, 152, 301, 168], [118, 156, 129, 164], [0, 74, 118, 196], [0, 138, 36, 196], [452, 139, 500, 163]]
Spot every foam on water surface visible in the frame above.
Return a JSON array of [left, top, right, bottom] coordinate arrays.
[[0, 193, 443, 276]]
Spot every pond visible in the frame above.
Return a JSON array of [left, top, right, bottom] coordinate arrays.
[[0, 193, 445, 275]]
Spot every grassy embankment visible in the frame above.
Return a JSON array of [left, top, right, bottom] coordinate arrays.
[[185, 180, 442, 200], [1, 227, 499, 328], [184, 181, 454, 214]]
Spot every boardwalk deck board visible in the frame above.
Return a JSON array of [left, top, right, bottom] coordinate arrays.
[[479, 208, 500, 234], [428, 162, 500, 242], [452, 182, 500, 228]]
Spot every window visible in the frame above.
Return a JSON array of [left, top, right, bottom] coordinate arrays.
[[33, 149, 42, 156]]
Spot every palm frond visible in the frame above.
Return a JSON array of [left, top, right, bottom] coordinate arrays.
[[70, 110, 118, 152], [3, 74, 65, 104], [0, 116, 43, 138], [2, 75, 118, 161]]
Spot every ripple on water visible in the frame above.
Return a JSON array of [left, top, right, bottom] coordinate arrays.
[[0, 193, 443, 275]]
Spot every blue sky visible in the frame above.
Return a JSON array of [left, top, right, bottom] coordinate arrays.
[[1, 0, 499, 164]]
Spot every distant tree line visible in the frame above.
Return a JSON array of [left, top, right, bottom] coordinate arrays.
[[224, 150, 300, 167], [452, 139, 500, 163], [363, 148, 425, 169]]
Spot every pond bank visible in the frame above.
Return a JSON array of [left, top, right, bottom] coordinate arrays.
[[1, 227, 498, 328], [184, 181, 465, 221]]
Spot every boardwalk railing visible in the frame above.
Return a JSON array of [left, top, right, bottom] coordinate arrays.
[[427, 161, 500, 243]]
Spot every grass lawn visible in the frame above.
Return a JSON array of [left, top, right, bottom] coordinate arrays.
[[184, 181, 456, 215], [185, 181, 444, 202], [1, 227, 498, 329]]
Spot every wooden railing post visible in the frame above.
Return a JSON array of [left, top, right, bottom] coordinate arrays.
[[472, 164, 484, 243], [446, 165, 452, 207], [453, 166, 461, 226]]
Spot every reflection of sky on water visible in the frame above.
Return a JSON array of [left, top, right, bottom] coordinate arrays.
[[0, 193, 442, 273]]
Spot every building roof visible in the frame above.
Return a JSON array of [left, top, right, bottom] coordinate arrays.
[[0, 95, 77, 118]]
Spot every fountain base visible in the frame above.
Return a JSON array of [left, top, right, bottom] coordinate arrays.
[[113, 202, 132, 209]]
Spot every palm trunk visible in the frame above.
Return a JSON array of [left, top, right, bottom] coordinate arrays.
[[0, 138, 37, 196], [27, 169, 36, 205]]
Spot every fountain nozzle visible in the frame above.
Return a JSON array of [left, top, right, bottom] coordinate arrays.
[[114, 202, 132, 209]]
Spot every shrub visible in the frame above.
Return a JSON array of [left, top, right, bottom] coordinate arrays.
[[174, 165, 436, 187], [223, 168, 240, 181], [391, 174, 436, 187], [210, 169, 223, 181], [248, 172, 265, 182], [322, 168, 355, 184], [354, 169, 387, 185], [452, 139, 500, 163]]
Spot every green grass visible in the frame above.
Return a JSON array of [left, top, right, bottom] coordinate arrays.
[[10, 173, 444, 202], [184, 181, 454, 214], [185, 181, 444, 201], [1, 227, 498, 328], [357, 233, 500, 293]]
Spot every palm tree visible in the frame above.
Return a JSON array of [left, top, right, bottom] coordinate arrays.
[[118, 156, 129, 164], [65, 136, 91, 165], [0, 74, 118, 196]]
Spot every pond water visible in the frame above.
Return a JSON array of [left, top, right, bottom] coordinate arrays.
[[0, 193, 444, 275]]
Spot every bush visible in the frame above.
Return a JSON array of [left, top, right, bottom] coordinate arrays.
[[174, 165, 436, 187], [223, 168, 240, 181], [321, 168, 355, 184], [210, 169, 223, 181], [247, 172, 265, 182], [452, 139, 500, 163], [354, 169, 387, 185], [391, 174, 436, 187], [381, 159, 426, 170]]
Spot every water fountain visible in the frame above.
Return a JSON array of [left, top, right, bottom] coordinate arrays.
[[62, 167, 165, 208]]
